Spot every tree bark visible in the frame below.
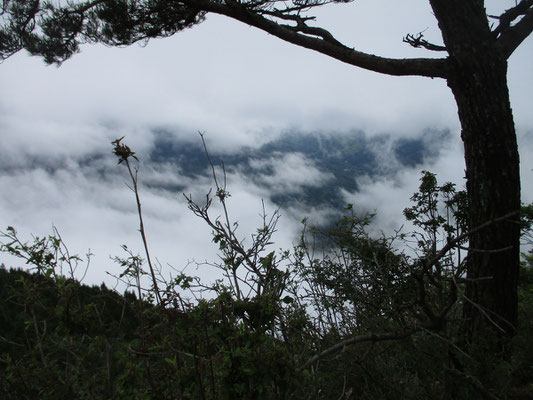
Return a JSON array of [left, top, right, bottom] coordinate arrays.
[[450, 58, 521, 337], [430, 0, 521, 337]]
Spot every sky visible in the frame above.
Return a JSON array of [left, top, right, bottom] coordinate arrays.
[[1, 0, 532, 289]]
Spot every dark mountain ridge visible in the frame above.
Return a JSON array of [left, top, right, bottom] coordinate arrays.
[[148, 128, 451, 209]]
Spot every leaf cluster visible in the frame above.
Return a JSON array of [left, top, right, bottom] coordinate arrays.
[[1, 0, 205, 64]]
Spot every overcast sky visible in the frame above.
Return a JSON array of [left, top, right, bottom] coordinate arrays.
[[1, 0, 532, 288]]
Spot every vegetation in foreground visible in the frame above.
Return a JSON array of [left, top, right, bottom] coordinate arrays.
[[1, 140, 533, 399]]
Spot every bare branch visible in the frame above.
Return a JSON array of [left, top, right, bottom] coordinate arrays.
[[490, 0, 533, 37], [261, 8, 342, 45], [403, 32, 447, 52], [112, 137, 163, 306], [180, 0, 450, 78], [494, 0, 533, 57]]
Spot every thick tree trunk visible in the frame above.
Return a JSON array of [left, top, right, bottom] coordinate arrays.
[[448, 59, 521, 337], [429, 0, 521, 337]]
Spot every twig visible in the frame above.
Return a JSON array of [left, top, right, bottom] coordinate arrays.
[[298, 327, 419, 371], [112, 137, 163, 305], [423, 210, 519, 272]]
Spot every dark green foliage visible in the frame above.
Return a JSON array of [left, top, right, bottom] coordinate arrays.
[[1, 3, 530, 390], [0, 266, 141, 399], [0, 0, 205, 64], [0, 265, 302, 399], [288, 172, 533, 399], [510, 254, 533, 395], [1, 168, 532, 399]]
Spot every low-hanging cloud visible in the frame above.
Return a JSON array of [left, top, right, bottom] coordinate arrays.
[[248, 152, 335, 195], [1, 0, 532, 289]]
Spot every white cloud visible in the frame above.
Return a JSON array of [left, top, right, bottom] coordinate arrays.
[[0, 0, 531, 288], [248, 152, 335, 194], [344, 133, 466, 235], [0, 150, 305, 288]]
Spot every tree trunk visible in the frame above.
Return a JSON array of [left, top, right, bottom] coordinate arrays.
[[448, 58, 521, 337], [430, 0, 521, 338]]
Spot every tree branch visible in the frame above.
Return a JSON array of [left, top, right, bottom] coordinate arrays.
[[298, 327, 420, 371], [491, 0, 533, 37], [1, 0, 450, 77], [403, 32, 447, 52], [495, 0, 533, 58], [181, 0, 450, 78], [423, 210, 520, 273], [297, 211, 521, 372]]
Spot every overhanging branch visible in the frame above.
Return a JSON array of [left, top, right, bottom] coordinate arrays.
[[181, 0, 450, 78], [1, 0, 450, 77]]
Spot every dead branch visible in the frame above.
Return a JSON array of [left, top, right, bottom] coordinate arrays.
[[403, 32, 447, 52], [490, 0, 533, 37]]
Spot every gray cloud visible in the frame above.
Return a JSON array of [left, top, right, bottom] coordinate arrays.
[[1, 0, 531, 288]]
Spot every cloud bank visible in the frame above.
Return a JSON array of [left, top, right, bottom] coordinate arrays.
[[1, 0, 532, 288]]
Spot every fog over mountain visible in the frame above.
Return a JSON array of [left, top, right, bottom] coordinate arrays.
[[1, 1, 532, 288], [0, 124, 456, 284], [147, 127, 451, 210], [2, 120, 533, 288]]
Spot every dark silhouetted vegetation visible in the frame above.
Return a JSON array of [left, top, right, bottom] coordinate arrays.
[[3, 0, 532, 383], [1, 140, 533, 399]]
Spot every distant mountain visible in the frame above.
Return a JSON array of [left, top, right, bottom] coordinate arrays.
[[148, 128, 451, 210]]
